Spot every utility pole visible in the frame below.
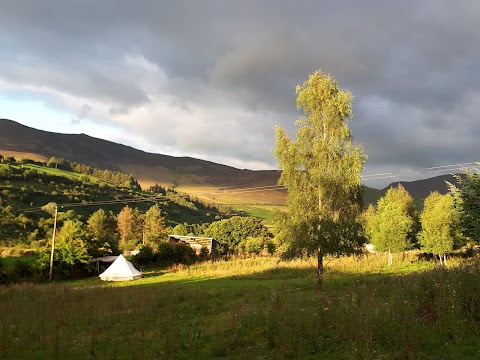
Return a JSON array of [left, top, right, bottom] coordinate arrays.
[[49, 204, 58, 281]]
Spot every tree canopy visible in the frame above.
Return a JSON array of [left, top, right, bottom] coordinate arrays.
[[366, 185, 416, 265], [143, 204, 168, 246], [274, 70, 366, 292], [449, 167, 480, 243], [205, 216, 270, 254], [37, 219, 90, 278], [419, 192, 457, 265]]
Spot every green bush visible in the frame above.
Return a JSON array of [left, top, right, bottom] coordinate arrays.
[[266, 239, 276, 255], [13, 259, 35, 279], [244, 237, 265, 254], [133, 245, 156, 265], [156, 243, 176, 264], [173, 243, 197, 264], [156, 242, 197, 265]]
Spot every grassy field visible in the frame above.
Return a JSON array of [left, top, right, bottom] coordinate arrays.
[[0, 163, 104, 184], [177, 185, 287, 206], [2, 253, 480, 359], [230, 205, 285, 226]]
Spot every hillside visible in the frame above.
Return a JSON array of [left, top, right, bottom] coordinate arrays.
[[381, 174, 461, 207], [0, 161, 231, 244], [0, 119, 278, 186], [0, 119, 460, 206]]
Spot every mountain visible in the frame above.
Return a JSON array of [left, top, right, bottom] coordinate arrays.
[[383, 174, 460, 200], [0, 119, 460, 206], [0, 119, 282, 203]]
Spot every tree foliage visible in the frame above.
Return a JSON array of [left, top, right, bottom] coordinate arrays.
[[87, 209, 118, 256], [419, 192, 457, 264], [366, 185, 416, 265], [47, 156, 141, 189], [143, 204, 168, 246], [117, 205, 135, 246], [449, 167, 480, 243], [205, 216, 270, 254], [37, 219, 91, 278], [274, 70, 366, 291]]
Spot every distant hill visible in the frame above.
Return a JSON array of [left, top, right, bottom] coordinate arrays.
[[383, 174, 460, 200], [0, 119, 461, 206], [0, 119, 281, 202], [0, 161, 233, 243]]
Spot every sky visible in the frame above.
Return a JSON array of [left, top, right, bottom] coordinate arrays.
[[1, 0, 479, 188]]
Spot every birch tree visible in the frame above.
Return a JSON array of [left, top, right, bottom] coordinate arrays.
[[419, 192, 456, 266], [274, 70, 366, 292], [366, 185, 416, 265]]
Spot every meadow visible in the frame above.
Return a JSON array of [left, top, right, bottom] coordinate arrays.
[[2, 253, 480, 359]]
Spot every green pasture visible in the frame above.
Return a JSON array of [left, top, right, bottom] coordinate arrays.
[[230, 205, 284, 225], [23, 164, 102, 183], [0, 255, 37, 271], [0, 163, 104, 184], [2, 253, 480, 359]]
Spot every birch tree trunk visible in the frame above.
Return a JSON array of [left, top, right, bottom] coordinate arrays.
[[316, 251, 324, 293]]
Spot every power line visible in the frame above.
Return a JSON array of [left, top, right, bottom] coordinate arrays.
[[11, 161, 480, 207], [216, 161, 479, 193], [219, 185, 285, 193], [21, 195, 168, 213]]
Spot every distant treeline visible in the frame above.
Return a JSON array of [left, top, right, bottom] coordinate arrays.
[[0, 154, 140, 189], [0, 155, 236, 249], [46, 157, 141, 189]]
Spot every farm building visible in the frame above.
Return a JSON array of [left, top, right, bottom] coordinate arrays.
[[168, 235, 217, 254]]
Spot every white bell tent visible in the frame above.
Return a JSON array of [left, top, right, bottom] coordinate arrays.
[[99, 254, 141, 281]]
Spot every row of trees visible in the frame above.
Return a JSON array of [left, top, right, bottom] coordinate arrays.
[[0, 155, 141, 189], [273, 69, 480, 292], [36, 204, 168, 278], [0, 158, 233, 245], [46, 157, 141, 189], [36, 200, 272, 278], [364, 184, 460, 266]]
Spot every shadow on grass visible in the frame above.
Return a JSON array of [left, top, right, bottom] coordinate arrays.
[[3, 258, 480, 360]]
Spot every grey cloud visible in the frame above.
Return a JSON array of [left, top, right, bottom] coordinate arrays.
[[1, 0, 480, 187], [71, 104, 92, 125]]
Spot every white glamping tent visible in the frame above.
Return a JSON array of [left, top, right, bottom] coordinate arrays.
[[99, 254, 142, 281]]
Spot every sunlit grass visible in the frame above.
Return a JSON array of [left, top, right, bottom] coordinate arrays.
[[229, 204, 285, 225], [1, 253, 479, 359], [69, 251, 454, 289]]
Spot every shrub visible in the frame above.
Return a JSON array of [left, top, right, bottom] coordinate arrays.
[[245, 237, 265, 254], [266, 239, 277, 255], [173, 243, 197, 264], [156, 242, 197, 265], [156, 243, 176, 264], [13, 259, 35, 279], [198, 246, 210, 261], [0, 258, 10, 284], [133, 245, 156, 265]]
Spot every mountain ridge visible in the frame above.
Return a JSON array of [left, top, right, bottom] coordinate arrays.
[[0, 119, 283, 204], [0, 119, 459, 205]]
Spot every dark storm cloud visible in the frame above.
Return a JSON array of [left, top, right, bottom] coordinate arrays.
[[1, 0, 480, 187]]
